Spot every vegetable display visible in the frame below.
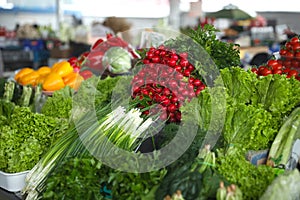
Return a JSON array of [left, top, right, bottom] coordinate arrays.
[[24, 103, 156, 200], [0, 82, 69, 173], [14, 61, 85, 92], [2, 25, 300, 200], [132, 45, 206, 123], [82, 33, 139, 75], [41, 86, 74, 119]]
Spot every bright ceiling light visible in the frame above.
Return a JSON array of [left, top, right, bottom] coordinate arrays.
[[0, 0, 14, 9]]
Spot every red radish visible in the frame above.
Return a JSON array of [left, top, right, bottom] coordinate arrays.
[[179, 59, 189, 67], [73, 66, 80, 73], [79, 70, 93, 80]]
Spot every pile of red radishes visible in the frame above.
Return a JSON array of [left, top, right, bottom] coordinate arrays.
[[251, 36, 300, 80], [131, 45, 205, 123]]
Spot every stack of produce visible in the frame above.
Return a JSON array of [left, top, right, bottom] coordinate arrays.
[[131, 46, 206, 123], [2, 25, 300, 200], [0, 80, 69, 174], [14, 60, 87, 92], [278, 36, 300, 69], [251, 35, 300, 79], [79, 33, 139, 76]]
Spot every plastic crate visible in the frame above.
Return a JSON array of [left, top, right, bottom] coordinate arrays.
[[2, 50, 33, 62], [0, 170, 29, 192], [21, 39, 45, 51]]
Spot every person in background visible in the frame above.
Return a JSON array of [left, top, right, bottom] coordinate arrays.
[[284, 26, 298, 39], [280, 26, 298, 46], [103, 17, 132, 43], [69, 15, 91, 57], [89, 21, 114, 45]]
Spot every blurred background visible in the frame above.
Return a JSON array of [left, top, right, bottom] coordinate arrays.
[[0, 0, 299, 75]]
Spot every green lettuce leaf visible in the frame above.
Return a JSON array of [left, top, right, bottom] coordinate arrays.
[[223, 102, 277, 151], [220, 67, 257, 105], [260, 169, 300, 200]]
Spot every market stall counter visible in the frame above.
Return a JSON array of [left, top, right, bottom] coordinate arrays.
[[0, 188, 22, 200]]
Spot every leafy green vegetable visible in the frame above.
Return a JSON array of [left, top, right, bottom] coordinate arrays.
[[218, 67, 257, 105], [223, 103, 277, 151], [176, 66, 300, 200], [109, 168, 167, 200], [260, 169, 300, 200], [18, 85, 32, 107], [267, 107, 300, 167], [253, 74, 300, 119], [187, 25, 241, 69], [102, 47, 132, 74], [0, 106, 68, 173], [180, 86, 226, 149], [41, 86, 74, 119], [42, 156, 104, 200], [155, 160, 202, 200], [3, 81, 15, 102], [95, 75, 132, 108], [220, 67, 300, 119], [216, 148, 276, 200], [164, 24, 241, 70]]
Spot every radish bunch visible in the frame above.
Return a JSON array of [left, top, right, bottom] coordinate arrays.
[[131, 45, 206, 123]]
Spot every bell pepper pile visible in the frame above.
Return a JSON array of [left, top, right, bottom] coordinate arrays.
[[15, 60, 87, 92]]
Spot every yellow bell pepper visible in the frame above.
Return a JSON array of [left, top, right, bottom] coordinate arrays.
[[14, 68, 34, 83], [51, 60, 73, 78], [37, 66, 51, 76], [36, 75, 47, 85], [63, 72, 84, 90], [19, 71, 40, 86], [42, 72, 65, 91]]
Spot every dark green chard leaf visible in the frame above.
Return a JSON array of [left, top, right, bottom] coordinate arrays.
[[42, 156, 104, 200], [109, 168, 167, 200], [155, 161, 202, 200]]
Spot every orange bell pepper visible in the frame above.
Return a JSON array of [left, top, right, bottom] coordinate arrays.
[[63, 72, 84, 90], [51, 60, 73, 78], [37, 66, 51, 76], [14, 68, 34, 83], [19, 71, 40, 86], [42, 72, 65, 91]]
